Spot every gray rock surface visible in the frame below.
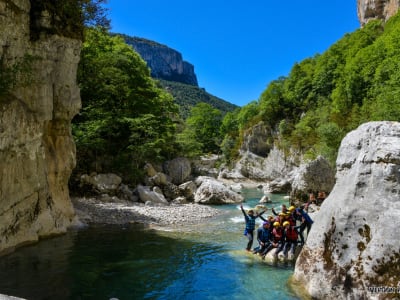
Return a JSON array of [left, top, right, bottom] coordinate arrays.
[[293, 121, 400, 300], [80, 173, 122, 194], [126, 37, 198, 86], [163, 157, 191, 185], [137, 185, 169, 205], [291, 155, 335, 196], [358, 0, 399, 26], [194, 176, 244, 204], [241, 121, 271, 157], [0, 0, 81, 255]]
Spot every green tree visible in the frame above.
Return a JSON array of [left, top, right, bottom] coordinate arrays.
[[74, 28, 178, 181], [177, 102, 223, 155]]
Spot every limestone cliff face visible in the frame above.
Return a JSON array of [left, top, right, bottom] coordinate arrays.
[[292, 121, 400, 299], [0, 0, 81, 255], [125, 37, 198, 86], [358, 0, 400, 26]]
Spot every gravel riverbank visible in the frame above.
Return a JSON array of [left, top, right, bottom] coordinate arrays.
[[72, 197, 222, 227]]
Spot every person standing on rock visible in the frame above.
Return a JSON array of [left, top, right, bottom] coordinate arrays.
[[282, 220, 298, 258], [240, 204, 267, 252], [295, 207, 313, 245]]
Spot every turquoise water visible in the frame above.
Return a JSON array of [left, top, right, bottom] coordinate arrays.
[[0, 189, 300, 300]]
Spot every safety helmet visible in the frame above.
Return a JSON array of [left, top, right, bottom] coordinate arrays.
[[273, 221, 280, 227], [288, 206, 296, 212], [283, 221, 290, 227]]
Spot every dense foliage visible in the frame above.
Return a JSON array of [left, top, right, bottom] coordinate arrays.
[[73, 28, 179, 182], [177, 103, 223, 157], [73, 11, 400, 184], [220, 14, 400, 165]]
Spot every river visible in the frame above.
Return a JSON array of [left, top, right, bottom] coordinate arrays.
[[0, 189, 301, 300]]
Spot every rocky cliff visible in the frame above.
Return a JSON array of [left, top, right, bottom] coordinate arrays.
[[0, 0, 81, 255], [122, 35, 198, 86], [220, 121, 335, 197], [358, 0, 400, 26], [292, 121, 400, 299]]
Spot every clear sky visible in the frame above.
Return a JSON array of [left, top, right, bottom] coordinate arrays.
[[105, 1, 360, 107]]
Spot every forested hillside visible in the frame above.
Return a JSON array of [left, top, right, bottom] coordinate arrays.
[[72, 12, 400, 185], [159, 80, 238, 118], [219, 13, 400, 166]]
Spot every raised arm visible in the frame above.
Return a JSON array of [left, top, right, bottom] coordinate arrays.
[[240, 204, 247, 217]]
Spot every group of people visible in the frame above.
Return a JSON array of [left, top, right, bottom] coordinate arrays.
[[240, 203, 313, 261]]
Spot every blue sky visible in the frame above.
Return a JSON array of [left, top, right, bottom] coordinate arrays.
[[105, 1, 360, 107]]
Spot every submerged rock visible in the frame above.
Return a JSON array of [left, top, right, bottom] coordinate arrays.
[[293, 121, 400, 299]]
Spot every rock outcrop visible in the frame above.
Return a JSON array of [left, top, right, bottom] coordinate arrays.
[[358, 0, 400, 26], [194, 176, 244, 204], [291, 156, 335, 198], [292, 121, 400, 299], [124, 36, 198, 86], [241, 121, 272, 157], [0, 1, 81, 255]]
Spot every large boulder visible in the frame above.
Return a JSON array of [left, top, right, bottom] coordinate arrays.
[[292, 121, 400, 299], [192, 154, 220, 177], [291, 155, 335, 196], [163, 157, 191, 185], [194, 176, 244, 204], [137, 185, 169, 205], [80, 173, 122, 194]]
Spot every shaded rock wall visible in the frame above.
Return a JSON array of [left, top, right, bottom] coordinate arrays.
[[292, 121, 400, 299], [0, 0, 81, 255]]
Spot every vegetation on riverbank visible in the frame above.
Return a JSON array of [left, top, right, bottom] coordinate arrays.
[[72, 8, 400, 185], [222, 14, 400, 166]]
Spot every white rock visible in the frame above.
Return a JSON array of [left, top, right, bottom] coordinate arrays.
[[293, 121, 400, 300]]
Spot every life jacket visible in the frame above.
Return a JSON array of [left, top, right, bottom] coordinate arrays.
[[285, 226, 298, 241], [287, 215, 296, 226], [272, 227, 283, 242]]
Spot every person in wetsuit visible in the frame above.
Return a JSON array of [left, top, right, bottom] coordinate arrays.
[[240, 204, 266, 251], [253, 221, 273, 255]]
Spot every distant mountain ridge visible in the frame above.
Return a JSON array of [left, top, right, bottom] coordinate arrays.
[[116, 33, 238, 118], [120, 34, 198, 86]]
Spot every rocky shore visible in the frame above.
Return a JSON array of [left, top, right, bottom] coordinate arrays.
[[71, 197, 222, 227]]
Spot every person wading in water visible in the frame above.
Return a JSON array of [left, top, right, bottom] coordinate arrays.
[[240, 204, 267, 252]]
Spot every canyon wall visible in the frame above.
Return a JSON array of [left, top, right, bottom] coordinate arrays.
[[0, 0, 81, 255], [124, 36, 198, 86]]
